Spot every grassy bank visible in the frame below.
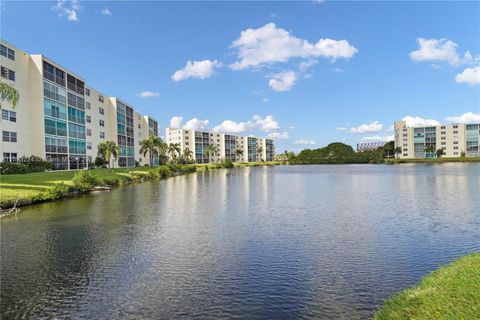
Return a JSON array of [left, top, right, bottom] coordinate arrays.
[[385, 156, 480, 164], [374, 253, 480, 319], [0, 161, 282, 210]]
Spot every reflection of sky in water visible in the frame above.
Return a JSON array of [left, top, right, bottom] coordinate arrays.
[[1, 164, 479, 319]]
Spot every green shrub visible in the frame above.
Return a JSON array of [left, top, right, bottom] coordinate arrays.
[[102, 177, 120, 186], [167, 163, 181, 173], [0, 162, 27, 174], [72, 170, 98, 192], [18, 155, 52, 172], [44, 182, 71, 200], [221, 159, 234, 168], [157, 166, 172, 178]]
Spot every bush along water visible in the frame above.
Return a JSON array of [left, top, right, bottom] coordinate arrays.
[[0, 155, 52, 174]]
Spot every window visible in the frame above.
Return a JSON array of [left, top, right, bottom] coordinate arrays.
[[2, 131, 17, 142], [100, 132, 105, 139], [86, 115, 91, 123], [98, 95, 104, 103], [44, 99, 67, 120], [85, 88, 90, 96], [453, 125, 458, 129], [441, 131, 446, 135], [44, 118, 67, 136], [99, 107, 104, 115], [2, 110, 16, 122], [441, 142, 446, 145], [68, 123, 86, 140], [3, 152, 17, 162], [67, 74, 85, 95], [0, 44, 15, 60], [68, 107, 85, 125], [454, 146, 459, 150], [138, 124, 141, 129], [1, 66, 15, 81], [67, 92, 85, 110], [45, 137, 67, 153], [86, 102, 91, 110], [453, 130, 458, 134], [453, 141, 459, 145], [44, 81, 66, 104], [87, 129, 92, 136], [99, 119, 105, 127], [87, 142, 92, 150], [43, 61, 65, 86], [441, 126, 446, 129]]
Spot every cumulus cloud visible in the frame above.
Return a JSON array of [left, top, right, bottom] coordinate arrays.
[[253, 115, 280, 131], [230, 23, 358, 70], [52, 0, 80, 21], [183, 118, 209, 130], [402, 116, 440, 127], [269, 71, 297, 91], [455, 65, 480, 86], [137, 91, 160, 98], [213, 115, 280, 134], [172, 60, 221, 81], [100, 8, 112, 15], [445, 112, 480, 124], [169, 116, 183, 129], [409, 38, 460, 66], [294, 139, 316, 145], [266, 131, 290, 140], [360, 135, 394, 142], [350, 121, 383, 133]]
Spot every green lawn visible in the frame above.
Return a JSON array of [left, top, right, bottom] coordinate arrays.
[[0, 167, 152, 207], [385, 157, 480, 164], [375, 253, 480, 319]]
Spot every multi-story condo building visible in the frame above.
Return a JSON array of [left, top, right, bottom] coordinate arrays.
[[356, 141, 387, 152], [394, 120, 480, 158], [0, 39, 158, 169], [165, 128, 275, 164]]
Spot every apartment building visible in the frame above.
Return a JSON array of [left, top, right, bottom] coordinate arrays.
[[0, 39, 158, 169], [356, 141, 387, 152], [394, 120, 480, 158], [165, 128, 275, 164]]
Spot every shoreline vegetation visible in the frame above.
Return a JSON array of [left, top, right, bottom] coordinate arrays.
[[374, 253, 480, 320], [0, 161, 281, 211]]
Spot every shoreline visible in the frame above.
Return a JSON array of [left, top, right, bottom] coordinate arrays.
[[0, 161, 283, 212]]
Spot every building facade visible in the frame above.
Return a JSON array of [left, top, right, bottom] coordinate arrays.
[[165, 128, 275, 164], [356, 141, 387, 152], [394, 120, 480, 158], [0, 39, 158, 169]]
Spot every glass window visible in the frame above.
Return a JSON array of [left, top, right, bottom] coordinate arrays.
[[99, 107, 104, 115], [2, 110, 16, 122]]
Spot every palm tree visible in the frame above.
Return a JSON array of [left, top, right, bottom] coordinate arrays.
[[168, 143, 181, 161], [183, 148, 194, 162], [235, 148, 244, 162], [424, 145, 436, 158], [0, 82, 19, 110], [436, 149, 444, 158], [257, 146, 263, 162], [205, 144, 218, 163], [104, 141, 119, 168], [394, 146, 402, 159], [140, 134, 163, 166], [97, 142, 107, 160]]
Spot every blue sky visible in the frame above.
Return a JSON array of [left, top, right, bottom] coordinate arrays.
[[2, 1, 479, 151]]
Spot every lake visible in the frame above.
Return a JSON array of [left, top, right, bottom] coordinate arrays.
[[1, 164, 479, 319]]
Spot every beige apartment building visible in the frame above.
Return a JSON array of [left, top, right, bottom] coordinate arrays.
[[165, 128, 275, 164], [394, 120, 480, 158], [0, 39, 159, 169]]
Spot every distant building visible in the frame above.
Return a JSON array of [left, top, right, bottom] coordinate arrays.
[[165, 128, 275, 163], [394, 120, 480, 158], [356, 141, 387, 152]]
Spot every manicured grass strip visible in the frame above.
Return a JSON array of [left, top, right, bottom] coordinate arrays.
[[374, 253, 480, 320]]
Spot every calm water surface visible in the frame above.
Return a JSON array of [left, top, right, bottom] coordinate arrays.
[[1, 164, 479, 319]]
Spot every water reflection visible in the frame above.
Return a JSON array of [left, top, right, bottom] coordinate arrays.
[[1, 164, 479, 319]]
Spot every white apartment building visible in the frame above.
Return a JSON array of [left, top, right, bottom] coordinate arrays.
[[394, 120, 480, 158], [0, 39, 159, 169], [165, 128, 275, 164]]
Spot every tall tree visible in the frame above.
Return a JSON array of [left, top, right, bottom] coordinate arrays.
[[183, 148, 194, 162], [235, 148, 244, 162], [168, 143, 181, 161], [140, 134, 164, 166], [205, 144, 218, 163], [394, 147, 402, 159], [257, 146, 263, 162], [0, 82, 19, 110], [104, 141, 119, 168]]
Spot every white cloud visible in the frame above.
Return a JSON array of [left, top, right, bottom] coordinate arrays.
[[253, 115, 280, 131], [294, 139, 316, 145], [52, 0, 80, 21], [360, 135, 394, 142], [409, 38, 460, 66], [213, 115, 280, 134], [100, 8, 112, 16], [230, 23, 358, 70], [402, 116, 440, 127], [266, 131, 290, 140], [213, 120, 255, 133], [137, 91, 160, 98], [183, 118, 209, 130], [445, 112, 480, 124], [335, 126, 349, 131], [455, 65, 480, 86], [169, 116, 183, 129], [172, 60, 221, 81], [350, 121, 383, 133], [269, 71, 297, 92]]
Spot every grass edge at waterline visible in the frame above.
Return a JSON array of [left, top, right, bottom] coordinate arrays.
[[374, 253, 480, 320]]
